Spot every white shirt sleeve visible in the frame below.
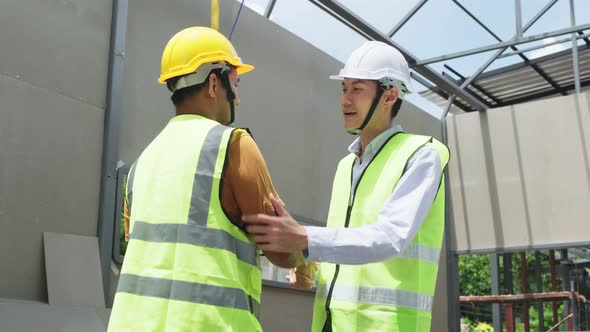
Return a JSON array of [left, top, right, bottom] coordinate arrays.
[[304, 146, 442, 264]]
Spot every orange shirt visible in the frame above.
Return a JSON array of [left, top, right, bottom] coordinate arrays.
[[124, 129, 281, 239]]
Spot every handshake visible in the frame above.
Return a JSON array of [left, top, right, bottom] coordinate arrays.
[[242, 193, 318, 289], [285, 260, 319, 289]]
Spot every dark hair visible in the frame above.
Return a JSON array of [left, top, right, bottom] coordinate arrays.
[[169, 82, 206, 106], [168, 68, 226, 106], [391, 98, 403, 120]]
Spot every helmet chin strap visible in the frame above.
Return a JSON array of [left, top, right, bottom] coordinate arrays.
[[346, 87, 385, 135], [216, 66, 236, 126]]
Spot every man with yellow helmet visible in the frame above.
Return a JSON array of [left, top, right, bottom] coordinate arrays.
[[107, 27, 302, 331]]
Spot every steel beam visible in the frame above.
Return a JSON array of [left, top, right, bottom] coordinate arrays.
[[521, 252, 530, 332], [504, 253, 516, 332], [578, 31, 590, 47], [498, 32, 590, 58], [416, 23, 590, 66], [550, 250, 559, 325], [515, 0, 523, 38], [450, 0, 566, 97], [97, 0, 128, 304], [443, 72, 494, 107], [388, 0, 428, 37], [459, 0, 559, 89], [444, 64, 501, 104], [570, 0, 581, 94], [476, 44, 590, 81], [490, 253, 502, 332], [265, 0, 278, 18], [411, 72, 475, 112], [441, 96, 460, 331], [535, 251, 545, 330]]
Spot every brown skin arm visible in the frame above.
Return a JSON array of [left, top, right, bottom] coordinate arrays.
[[222, 130, 301, 268]]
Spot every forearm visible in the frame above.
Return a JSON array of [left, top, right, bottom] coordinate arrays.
[[264, 250, 305, 268], [305, 223, 402, 264]]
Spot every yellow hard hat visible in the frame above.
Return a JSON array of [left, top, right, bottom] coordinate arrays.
[[157, 27, 254, 84]]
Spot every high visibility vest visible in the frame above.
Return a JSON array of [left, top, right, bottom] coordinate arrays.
[[108, 115, 262, 332], [312, 133, 450, 332]]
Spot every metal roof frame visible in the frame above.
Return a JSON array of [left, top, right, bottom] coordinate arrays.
[[263, 0, 588, 112]]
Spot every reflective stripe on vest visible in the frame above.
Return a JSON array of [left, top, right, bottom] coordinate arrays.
[[130, 220, 257, 267], [399, 242, 441, 265], [188, 124, 226, 226], [316, 283, 433, 312], [118, 273, 260, 314]]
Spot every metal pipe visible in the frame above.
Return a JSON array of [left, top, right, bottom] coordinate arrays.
[[265, 0, 278, 18], [571, 280, 579, 330], [490, 253, 502, 332], [440, 94, 460, 332], [460, 291, 578, 303], [504, 253, 515, 332], [443, 65, 500, 105], [520, 252, 530, 332], [97, 0, 128, 304], [535, 251, 545, 330], [515, 0, 523, 38], [570, 0, 581, 94], [497, 32, 590, 58], [561, 249, 574, 331], [441, 95, 456, 121], [452, 0, 502, 41], [415, 22, 590, 66], [388, 0, 428, 37], [550, 250, 559, 325], [448, 0, 564, 97]]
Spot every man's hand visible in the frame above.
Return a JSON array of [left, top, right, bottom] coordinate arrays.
[[286, 262, 318, 289], [243, 194, 308, 253]]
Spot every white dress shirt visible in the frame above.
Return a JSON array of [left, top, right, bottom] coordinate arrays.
[[304, 125, 442, 264]]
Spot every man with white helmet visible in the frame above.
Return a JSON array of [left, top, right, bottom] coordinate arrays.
[[243, 41, 450, 331], [107, 27, 302, 331]]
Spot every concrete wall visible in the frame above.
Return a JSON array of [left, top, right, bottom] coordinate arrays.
[[0, 0, 111, 301], [448, 92, 590, 253]]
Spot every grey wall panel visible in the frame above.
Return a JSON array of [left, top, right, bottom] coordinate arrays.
[[0, 75, 104, 301], [448, 92, 590, 252], [44, 233, 104, 307], [0, 0, 111, 108], [0, 300, 108, 332], [260, 286, 315, 332]]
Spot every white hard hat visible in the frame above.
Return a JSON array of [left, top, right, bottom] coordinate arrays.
[[330, 41, 413, 98]]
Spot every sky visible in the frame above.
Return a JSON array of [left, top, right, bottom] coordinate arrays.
[[235, 0, 590, 116]]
